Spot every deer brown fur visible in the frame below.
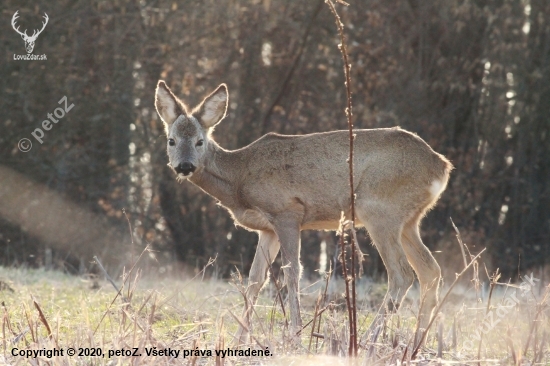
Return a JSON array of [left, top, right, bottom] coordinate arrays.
[[155, 81, 453, 344]]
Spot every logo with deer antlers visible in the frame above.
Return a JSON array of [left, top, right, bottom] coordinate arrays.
[[12, 11, 48, 54]]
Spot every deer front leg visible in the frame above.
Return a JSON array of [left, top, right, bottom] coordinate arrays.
[[235, 230, 279, 344], [273, 214, 303, 342]]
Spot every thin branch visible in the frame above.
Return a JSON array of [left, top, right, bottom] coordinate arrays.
[[326, 0, 358, 357], [477, 268, 500, 363], [337, 219, 354, 355], [412, 248, 487, 359], [450, 217, 468, 269]]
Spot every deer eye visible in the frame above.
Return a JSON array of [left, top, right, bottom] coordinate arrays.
[[196, 139, 204, 147], [168, 138, 175, 146]]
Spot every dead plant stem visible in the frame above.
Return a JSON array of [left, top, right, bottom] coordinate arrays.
[[412, 248, 486, 359], [325, 0, 358, 356]]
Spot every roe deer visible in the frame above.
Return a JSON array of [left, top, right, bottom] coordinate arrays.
[[155, 81, 452, 345]]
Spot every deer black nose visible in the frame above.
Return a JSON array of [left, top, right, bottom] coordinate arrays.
[[175, 162, 196, 175]]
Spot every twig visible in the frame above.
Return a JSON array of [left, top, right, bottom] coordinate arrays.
[[269, 268, 288, 333], [337, 219, 354, 356], [343, 220, 365, 276], [202, 255, 217, 282], [94, 255, 120, 294], [480, 268, 500, 362], [411, 248, 486, 358], [308, 292, 322, 353], [535, 331, 547, 363], [23, 302, 35, 343], [523, 284, 550, 360], [317, 264, 332, 350], [299, 305, 330, 332], [451, 218, 481, 301], [228, 309, 249, 337], [437, 313, 444, 358], [264, 248, 288, 328], [32, 297, 55, 345], [123, 244, 156, 291], [450, 218, 468, 269], [506, 327, 517, 365], [154, 254, 218, 312], [92, 245, 152, 335], [216, 318, 225, 366], [326, 0, 358, 356], [2, 304, 5, 359], [227, 310, 268, 350]]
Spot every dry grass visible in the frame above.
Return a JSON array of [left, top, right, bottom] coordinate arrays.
[[0, 262, 548, 365]]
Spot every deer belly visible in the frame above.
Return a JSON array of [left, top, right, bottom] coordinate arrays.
[[301, 208, 342, 231], [301, 220, 340, 231]]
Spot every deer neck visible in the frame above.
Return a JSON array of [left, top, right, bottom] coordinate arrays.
[[188, 141, 239, 208]]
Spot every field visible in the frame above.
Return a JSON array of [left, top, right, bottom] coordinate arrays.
[[0, 262, 548, 365]]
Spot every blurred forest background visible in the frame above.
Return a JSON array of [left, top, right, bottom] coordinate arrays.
[[0, 0, 548, 281]]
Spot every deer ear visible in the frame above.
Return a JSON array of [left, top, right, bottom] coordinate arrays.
[[195, 84, 228, 129], [155, 81, 185, 133]]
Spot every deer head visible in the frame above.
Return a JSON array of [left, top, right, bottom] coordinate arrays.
[[155, 81, 228, 178], [12, 11, 49, 54]]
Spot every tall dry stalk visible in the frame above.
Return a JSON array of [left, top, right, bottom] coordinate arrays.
[[325, 0, 358, 357]]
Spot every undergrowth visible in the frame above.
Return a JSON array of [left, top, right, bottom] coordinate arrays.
[[0, 262, 548, 365]]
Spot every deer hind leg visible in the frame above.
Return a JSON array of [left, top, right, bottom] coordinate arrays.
[[236, 230, 279, 344], [358, 208, 415, 334], [273, 214, 303, 340], [401, 214, 441, 346]]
